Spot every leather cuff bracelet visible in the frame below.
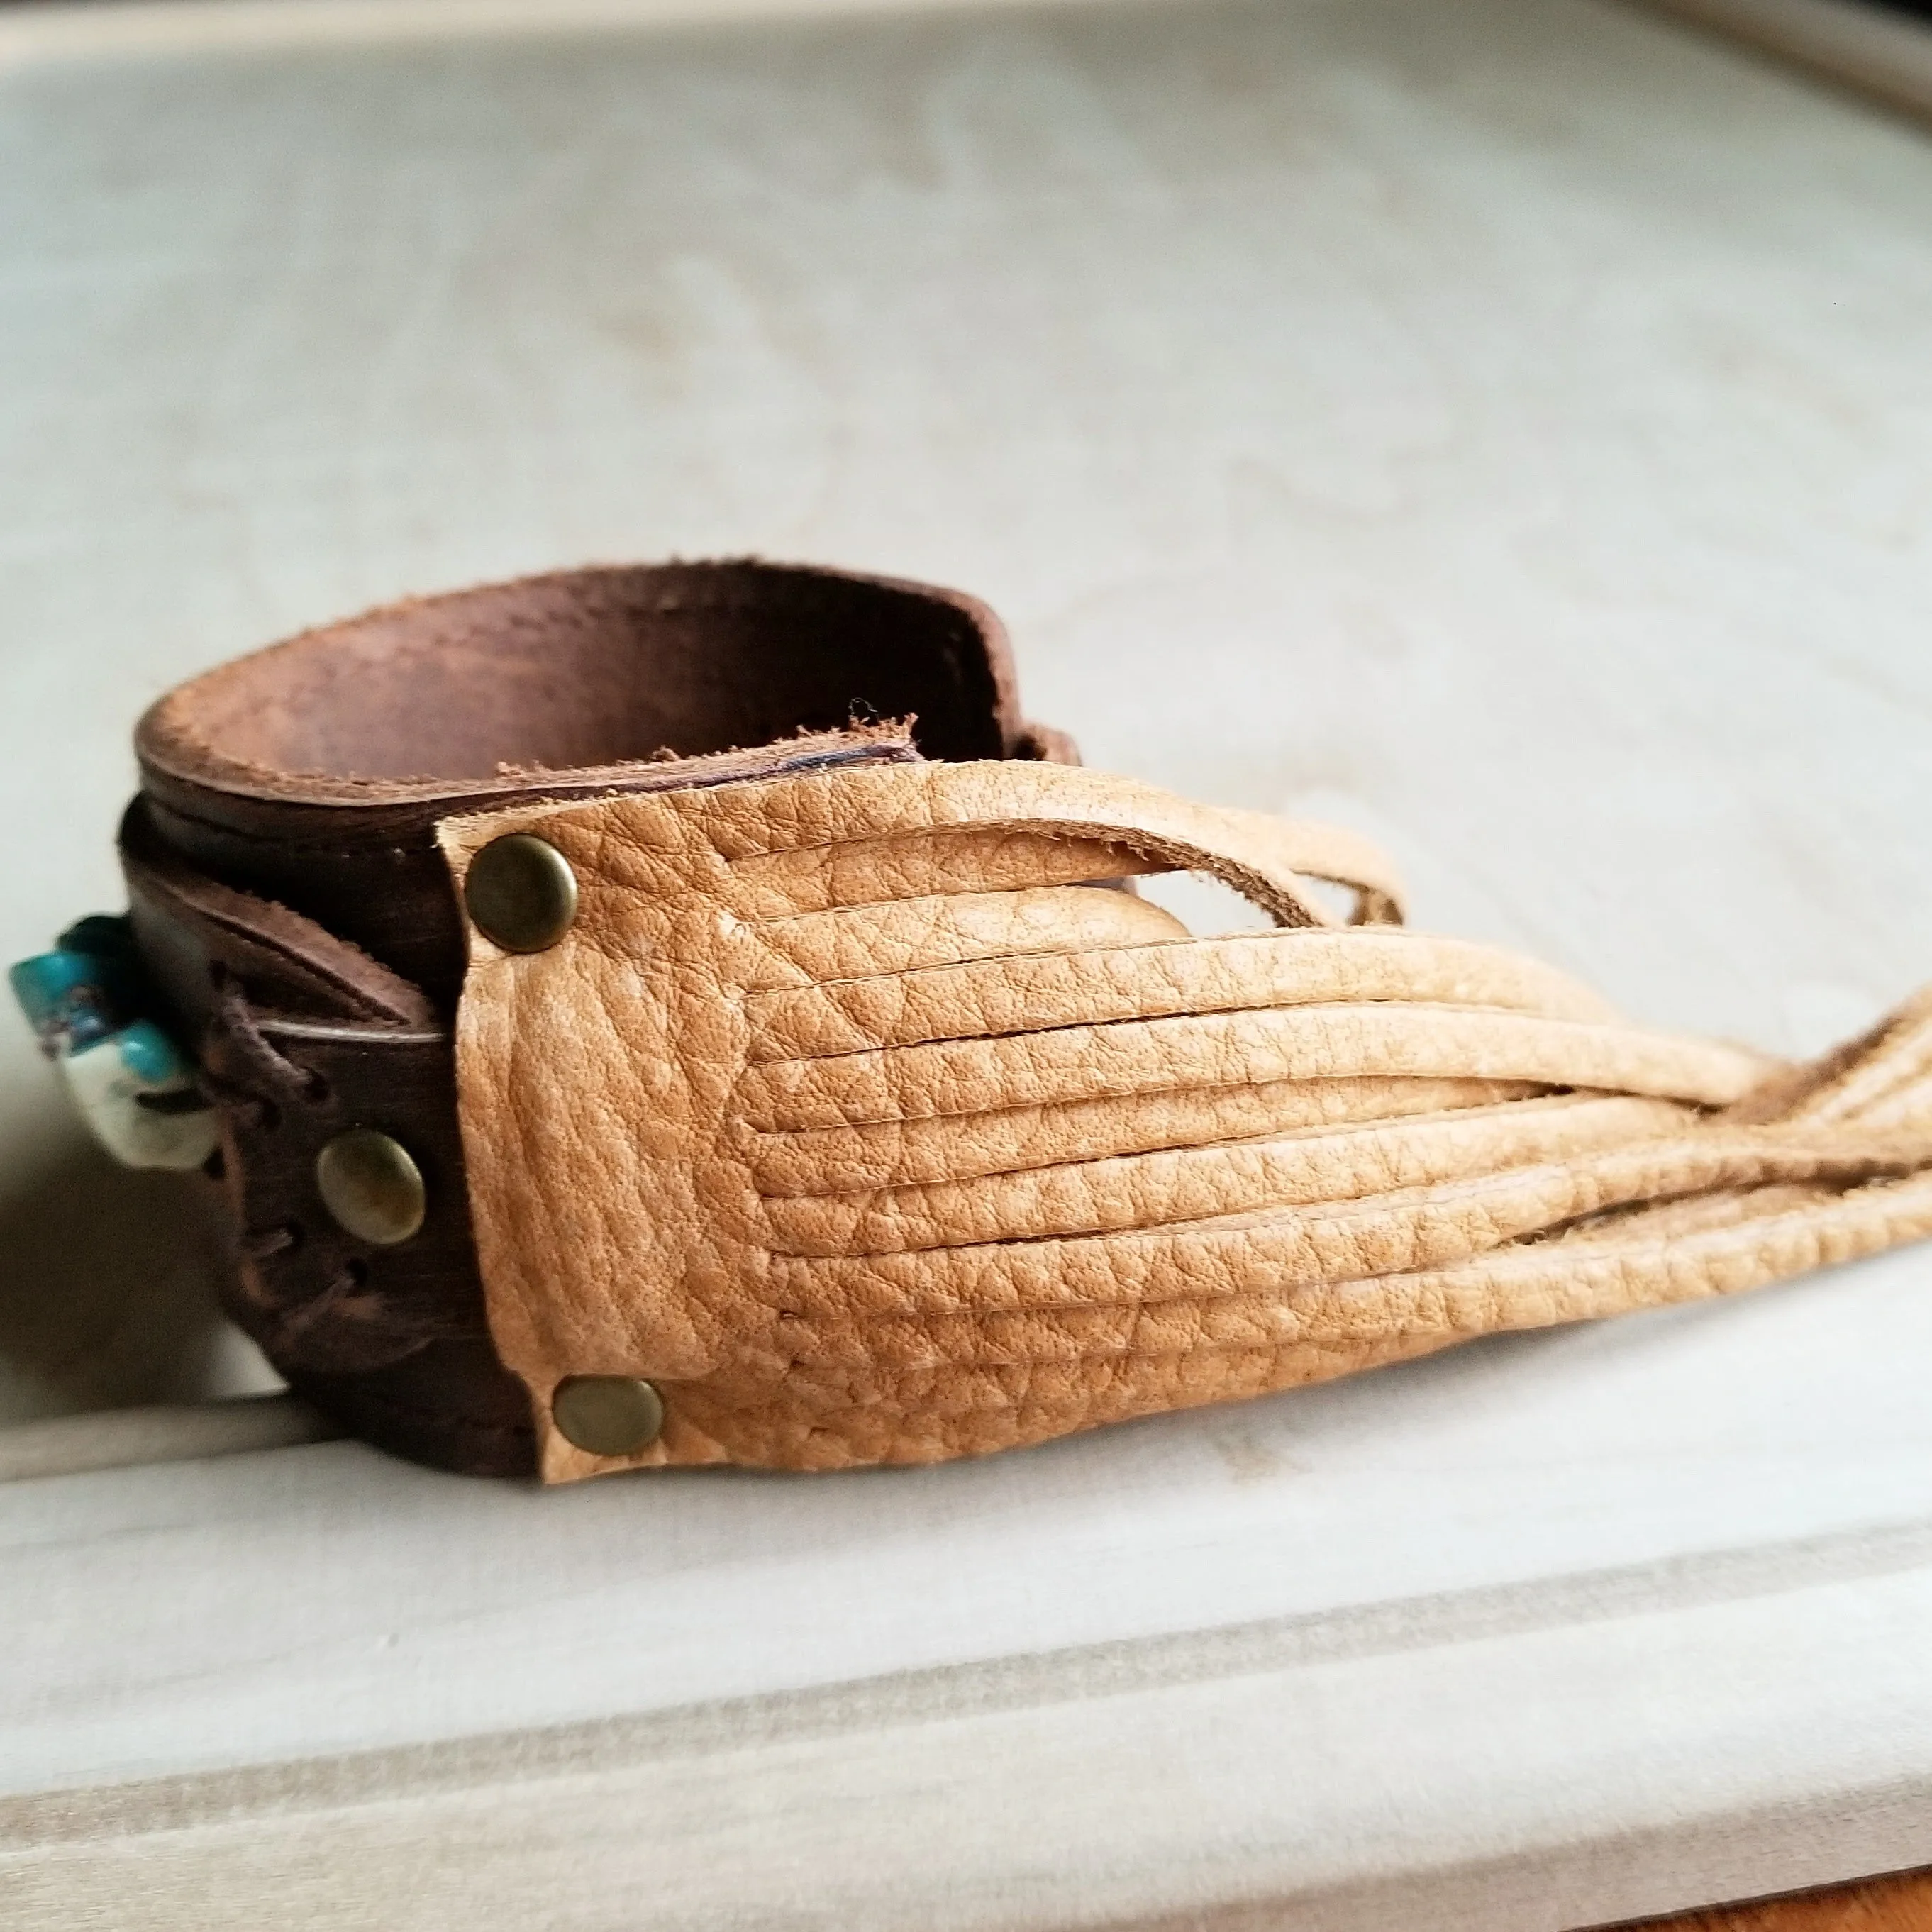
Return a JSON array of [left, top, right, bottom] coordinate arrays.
[[18, 560, 1932, 1482]]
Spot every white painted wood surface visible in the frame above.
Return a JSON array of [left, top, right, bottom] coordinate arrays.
[[4, 0, 1932, 1923]]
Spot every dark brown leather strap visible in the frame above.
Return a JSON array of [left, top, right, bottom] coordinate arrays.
[[121, 561, 1062, 1476], [135, 560, 1034, 1006]]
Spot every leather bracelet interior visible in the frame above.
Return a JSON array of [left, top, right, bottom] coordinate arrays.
[[16, 558, 1932, 1483]]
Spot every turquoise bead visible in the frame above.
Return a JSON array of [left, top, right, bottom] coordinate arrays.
[[9, 950, 122, 1055], [114, 1019, 186, 1086], [10, 914, 216, 1171]]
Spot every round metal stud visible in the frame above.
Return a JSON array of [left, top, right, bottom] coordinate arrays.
[[315, 1128, 427, 1246], [552, 1375, 665, 1457], [464, 833, 578, 953]]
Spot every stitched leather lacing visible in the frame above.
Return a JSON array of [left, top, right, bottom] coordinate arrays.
[[200, 979, 330, 1129], [199, 977, 476, 1372]]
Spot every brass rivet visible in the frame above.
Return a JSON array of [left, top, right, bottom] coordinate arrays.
[[465, 833, 578, 953], [552, 1376, 665, 1457], [315, 1128, 426, 1246]]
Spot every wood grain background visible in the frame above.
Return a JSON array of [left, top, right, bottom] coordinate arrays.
[[1628, 1868, 1932, 1930], [4, 0, 1932, 1925]]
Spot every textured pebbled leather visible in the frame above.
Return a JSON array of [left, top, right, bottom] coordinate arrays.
[[439, 759, 1932, 1483]]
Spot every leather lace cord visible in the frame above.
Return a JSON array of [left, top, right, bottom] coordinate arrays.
[[196, 987, 473, 1369]]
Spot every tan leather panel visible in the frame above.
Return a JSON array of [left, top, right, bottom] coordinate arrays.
[[738, 885, 1189, 989], [742, 928, 1624, 1062], [738, 1004, 1770, 1132], [754, 1095, 1696, 1255], [695, 760, 1402, 924], [438, 759, 1932, 1482], [742, 1077, 1553, 1194]]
